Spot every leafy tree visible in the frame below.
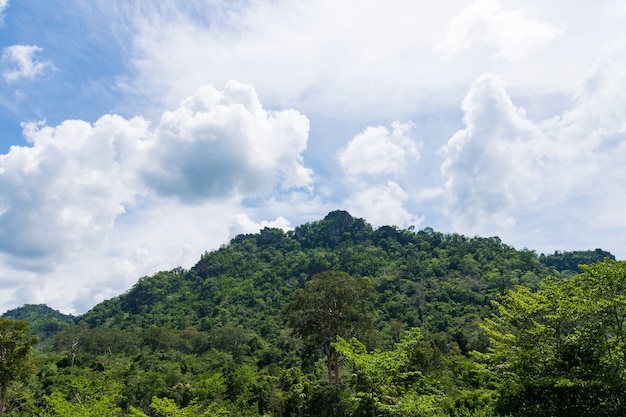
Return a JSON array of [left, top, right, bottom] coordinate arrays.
[[334, 328, 441, 417], [284, 271, 375, 385], [129, 396, 228, 417], [44, 390, 122, 417], [478, 259, 626, 416], [0, 318, 38, 417], [574, 259, 626, 368], [42, 371, 126, 417]]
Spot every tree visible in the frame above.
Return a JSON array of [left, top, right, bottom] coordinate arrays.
[[478, 259, 626, 416], [284, 270, 375, 385], [128, 396, 224, 417], [333, 328, 439, 417], [0, 318, 38, 417]]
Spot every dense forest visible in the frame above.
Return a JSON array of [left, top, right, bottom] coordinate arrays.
[[1, 210, 623, 416]]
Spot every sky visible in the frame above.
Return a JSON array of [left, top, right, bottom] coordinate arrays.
[[1, 0, 626, 314]]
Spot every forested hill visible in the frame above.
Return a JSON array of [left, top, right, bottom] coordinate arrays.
[[73, 210, 609, 353], [3, 210, 621, 417], [79, 210, 552, 352], [2, 303, 74, 340]]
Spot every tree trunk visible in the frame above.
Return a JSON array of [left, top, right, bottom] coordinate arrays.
[[0, 378, 7, 417], [325, 341, 333, 385], [334, 350, 340, 385]]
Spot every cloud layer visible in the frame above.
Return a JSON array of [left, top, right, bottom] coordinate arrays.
[[435, 0, 565, 61], [2, 0, 626, 314]]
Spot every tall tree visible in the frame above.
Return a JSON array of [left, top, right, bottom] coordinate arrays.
[[334, 328, 439, 417], [0, 318, 38, 417], [284, 270, 375, 385], [479, 259, 626, 416]]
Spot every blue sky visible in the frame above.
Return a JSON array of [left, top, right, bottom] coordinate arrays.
[[1, 0, 626, 314]]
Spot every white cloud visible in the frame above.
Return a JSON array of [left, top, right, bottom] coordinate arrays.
[[0, 199, 240, 314], [1, 45, 54, 82], [339, 121, 419, 179], [119, 1, 471, 118], [0, 80, 315, 313], [0, 115, 149, 267], [0, 0, 8, 25], [144, 81, 313, 201], [435, 0, 565, 61], [118, 0, 595, 121], [338, 122, 423, 229], [440, 74, 542, 232], [441, 60, 626, 251], [345, 181, 422, 229]]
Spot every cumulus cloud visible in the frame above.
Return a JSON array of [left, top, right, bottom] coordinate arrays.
[[0, 115, 149, 268], [435, 0, 565, 61], [0, 80, 315, 312], [1, 45, 54, 82], [441, 61, 626, 247], [144, 81, 313, 201], [345, 181, 422, 228], [339, 121, 419, 179], [440, 74, 542, 232], [0, 81, 312, 265], [338, 122, 422, 228]]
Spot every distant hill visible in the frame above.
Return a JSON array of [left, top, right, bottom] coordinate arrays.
[[539, 248, 615, 273], [2, 303, 74, 341], [5, 212, 615, 350]]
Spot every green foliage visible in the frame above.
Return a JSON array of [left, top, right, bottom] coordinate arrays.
[[284, 270, 376, 384], [139, 396, 227, 417], [334, 328, 437, 416], [4, 211, 613, 416], [479, 259, 626, 416], [2, 304, 74, 343], [0, 318, 38, 417], [44, 389, 122, 417], [538, 248, 615, 273]]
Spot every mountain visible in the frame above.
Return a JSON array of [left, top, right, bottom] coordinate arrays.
[[4, 211, 619, 417], [10, 210, 615, 351], [77, 210, 555, 354]]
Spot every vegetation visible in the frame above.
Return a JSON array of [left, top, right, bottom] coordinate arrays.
[[0, 211, 620, 416], [478, 259, 626, 416], [0, 318, 38, 417], [284, 270, 375, 385], [538, 248, 615, 274], [2, 305, 74, 343]]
